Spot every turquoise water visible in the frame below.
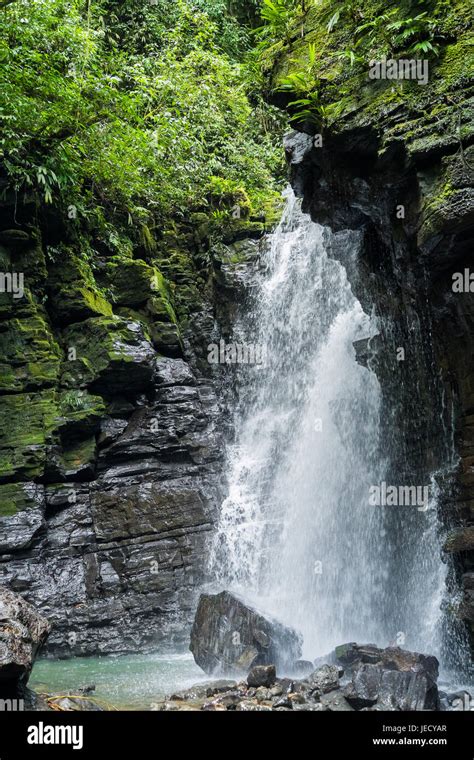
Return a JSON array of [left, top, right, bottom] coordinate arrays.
[[30, 653, 208, 710]]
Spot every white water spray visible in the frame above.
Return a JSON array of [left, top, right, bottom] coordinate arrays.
[[210, 189, 447, 662]]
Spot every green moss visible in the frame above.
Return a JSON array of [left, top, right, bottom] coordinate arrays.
[[55, 436, 97, 475], [222, 220, 265, 244], [0, 483, 41, 516], [47, 247, 113, 322], [0, 306, 62, 392], [106, 259, 157, 307], [56, 390, 105, 433], [0, 390, 58, 482], [78, 287, 113, 317], [0, 491, 19, 517], [435, 37, 474, 91], [61, 315, 155, 393]]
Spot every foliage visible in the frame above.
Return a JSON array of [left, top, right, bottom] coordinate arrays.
[[327, 1, 441, 56], [0, 0, 286, 246], [256, 0, 447, 125], [254, 0, 316, 48]]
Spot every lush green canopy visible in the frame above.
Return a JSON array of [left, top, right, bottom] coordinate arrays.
[[0, 0, 285, 245]]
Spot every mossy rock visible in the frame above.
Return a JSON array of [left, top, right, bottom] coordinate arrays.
[[0, 387, 105, 483], [417, 146, 474, 255], [47, 247, 113, 323], [13, 237, 48, 293], [222, 220, 265, 244], [61, 315, 156, 394], [0, 306, 62, 392], [0, 391, 58, 482], [45, 435, 98, 482], [106, 258, 163, 307], [50, 390, 104, 483], [149, 321, 183, 357], [0, 482, 43, 517], [56, 390, 106, 436]]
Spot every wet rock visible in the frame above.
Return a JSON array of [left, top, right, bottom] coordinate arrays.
[[170, 680, 237, 701], [308, 664, 342, 694], [78, 684, 96, 695], [292, 702, 323, 711], [381, 648, 439, 690], [0, 489, 45, 554], [46, 695, 103, 711], [319, 690, 354, 711], [157, 701, 181, 712], [62, 316, 156, 394], [269, 684, 283, 698], [0, 587, 50, 691], [190, 591, 302, 675], [377, 670, 439, 711], [247, 664, 276, 688], [444, 527, 474, 554], [336, 643, 439, 687], [154, 357, 195, 387], [273, 696, 293, 709], [335, 642, 382, 666], [288, 692, 306, 705], [344, 662, 439, 711], [277, 677, 295, 693], [203, 690, 242, 710], [343, 663, 384, 709], [236, 700, 272, 711], [0, 207, 234, 659]]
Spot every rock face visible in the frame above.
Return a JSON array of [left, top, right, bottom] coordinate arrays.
[[0, 587, 50, 691], [0, 192, 261, 656], [190, 591, 302, 675]]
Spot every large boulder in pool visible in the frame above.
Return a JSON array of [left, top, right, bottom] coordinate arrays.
[[0, 587, 50, 692], [190, 591, 302, 675]]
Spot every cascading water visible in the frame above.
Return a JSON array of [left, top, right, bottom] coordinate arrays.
[[210, 188, 450, 666]]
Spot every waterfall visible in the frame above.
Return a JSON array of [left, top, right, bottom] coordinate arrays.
[[210, 189, 448, 665]]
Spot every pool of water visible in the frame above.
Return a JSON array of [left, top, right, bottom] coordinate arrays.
[[30, 652, 208, 710]]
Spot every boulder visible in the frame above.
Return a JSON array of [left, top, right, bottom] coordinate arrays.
[[190, 591, 302, 675], [336, 643, 439, 686], [319, 690, 354, 711], [247, 665, 276, 688], [343, 661, 439, 711], [307, 664, 342, 694], [0, 587, 50, 692]]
